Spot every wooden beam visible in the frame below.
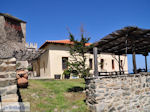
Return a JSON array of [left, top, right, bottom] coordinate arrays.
[[143, 53, 148, 72], [145, 55, 148, 72], [115, 45, 150, 55], [118, 55, 121, 75], [105, 39, 149, 54], [132, 51, 137, 74], [93, 47, 98, 76], [97, 35, 150, 54], [98, 37, 127, 51], [110, 41, 150, 54], [95, 34, 124, 49]]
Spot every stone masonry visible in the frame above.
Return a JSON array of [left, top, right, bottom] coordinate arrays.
[[0, 57, 20, 111], [0, 13, 26, 59], [85, 73, 150, 112]]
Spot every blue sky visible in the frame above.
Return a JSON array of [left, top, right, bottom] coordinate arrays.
[[1, 0, 150, 72]]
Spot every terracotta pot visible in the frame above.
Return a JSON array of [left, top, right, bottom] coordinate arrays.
[[16, 74, 21, 79], [23, 73, 28, 79], [16, 70, 28, 78], [17, 70, 26, 75], [17, 77, 28, 88]]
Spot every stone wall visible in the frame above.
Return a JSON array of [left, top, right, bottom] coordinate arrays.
[[0, 58, 19, 110], [0, 14, 26, 59], [85, 73, 150, 112]]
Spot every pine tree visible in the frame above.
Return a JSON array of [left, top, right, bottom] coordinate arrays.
[[68, 31, 92, 78]]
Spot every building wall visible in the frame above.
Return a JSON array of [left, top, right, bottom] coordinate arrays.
[[0, 14, 26, 59], [32, 58, 40, 77], [49, 44, 70, 79], [32, 44, 128, 79], [0, 16, 6, 40], [39, 50, 50, 77], [86, 53, 128, 75], [0, 14, 26, 44], [85, 73, 150, 112], [4, 17, 26, 44], [21, 22, 26, 44]]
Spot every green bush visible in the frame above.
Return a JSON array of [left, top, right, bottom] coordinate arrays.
[[63, 69, 71, 79], [27, 66, 33, 71]]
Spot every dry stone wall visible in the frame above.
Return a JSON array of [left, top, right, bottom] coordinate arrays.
[[0, 58, 19, 110], [85, 73, 150, 112]]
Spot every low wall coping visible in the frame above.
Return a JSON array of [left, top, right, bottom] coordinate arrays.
[[86, 72, 150, 80]]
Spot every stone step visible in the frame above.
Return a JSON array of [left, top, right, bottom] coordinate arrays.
[[1, 102, 20, 112], [0, 78, 16, 87], [1, 94, 18, 102], [1, 102, 30, 112], [0, 72, 16, 78], [0, 85, 17, 96]]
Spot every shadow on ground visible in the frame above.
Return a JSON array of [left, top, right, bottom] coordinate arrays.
[[67, 86, 84, 92]]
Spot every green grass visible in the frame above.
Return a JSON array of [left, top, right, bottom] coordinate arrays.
[[19, 79, 89, 112]]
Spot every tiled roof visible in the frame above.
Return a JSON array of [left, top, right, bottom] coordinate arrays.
[[39, 40, 91, 49]]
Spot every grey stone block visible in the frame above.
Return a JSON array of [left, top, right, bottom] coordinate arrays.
[[8, 72, 16, 78], [0, 74, 9, 78], [146, 78, 150, 83], [96, 103, 105, 112], [0, 78, 16, 87], [1, 94, 18, 102], [0, 85, 17, 96]]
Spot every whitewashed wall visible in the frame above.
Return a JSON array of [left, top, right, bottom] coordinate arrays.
[[33, 44, 128, 78]]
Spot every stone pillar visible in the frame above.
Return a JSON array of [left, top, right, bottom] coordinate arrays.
[[0, 57, 20, 110], [93, 47, 98, 76], [118, 55, 121, 75], [145, 55, 148, 72], [132, 51, 137, 74]]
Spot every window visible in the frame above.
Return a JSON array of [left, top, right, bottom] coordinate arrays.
[[62, 57, 68, 70], [100, 59, 104, 69], [89, 59, 93, 69], [112, 59, 115, 69]]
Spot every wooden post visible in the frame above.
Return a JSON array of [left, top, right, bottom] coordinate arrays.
[[132, 51, 137, 74], [93, 47, 98, 76], [118, 55, 121, 75], [145, 55, 148, 72]]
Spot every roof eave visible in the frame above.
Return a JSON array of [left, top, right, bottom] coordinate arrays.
[[0, 13, 26, 23]]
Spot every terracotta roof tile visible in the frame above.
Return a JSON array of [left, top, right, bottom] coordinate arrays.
[[39, 40, 91, 49]]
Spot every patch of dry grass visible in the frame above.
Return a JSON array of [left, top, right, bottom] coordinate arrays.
[[19, 79, 89, 112]]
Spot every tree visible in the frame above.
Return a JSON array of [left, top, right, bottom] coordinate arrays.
[[68, 31, 92, 78]]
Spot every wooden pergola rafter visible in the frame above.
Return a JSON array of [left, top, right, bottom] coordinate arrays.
[[92, 26, 150, 75]]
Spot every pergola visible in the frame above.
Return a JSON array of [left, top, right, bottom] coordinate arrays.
[[92, 26, 150, 76]]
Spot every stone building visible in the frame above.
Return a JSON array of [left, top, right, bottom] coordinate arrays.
[[26, 42, 38, 51], [0, 13, 27, 110], [0, 13, 40, 70], [32, 40, 128, 79], [0, 13, 26, 58]]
